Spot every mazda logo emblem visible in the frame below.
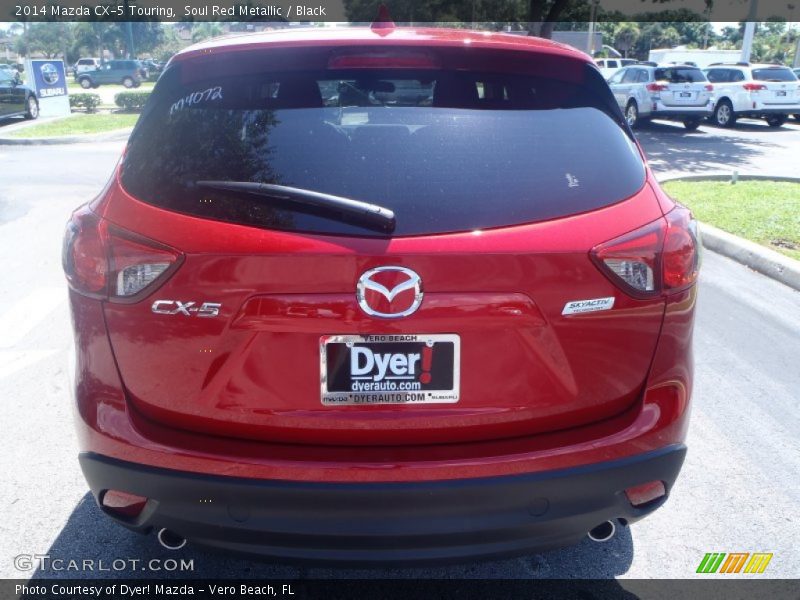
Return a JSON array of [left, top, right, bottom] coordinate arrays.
[[357, 266, 423, 318]]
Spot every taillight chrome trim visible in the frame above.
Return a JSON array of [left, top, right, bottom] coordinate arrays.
[[104, 222, 184, 304], [590, 217, 665, 300]]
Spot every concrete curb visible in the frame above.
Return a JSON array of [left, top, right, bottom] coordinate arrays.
[[658, 174, 800, 292], [658, 173, 800, 185], [698, 223, 800, 292], [0, 127, 132, 145]]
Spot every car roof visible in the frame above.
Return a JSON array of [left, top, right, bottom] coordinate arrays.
[[705, 63, 789, 69], [172, 26, 589, 64]]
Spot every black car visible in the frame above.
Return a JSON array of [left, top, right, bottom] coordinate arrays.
[[0, 69, 38, 121]]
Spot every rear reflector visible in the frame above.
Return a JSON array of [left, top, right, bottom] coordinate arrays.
[[625, 481, 666, 507], [63, 206, 181, 302], [591, 205, 699, 298], [101, 490, 147, 518]]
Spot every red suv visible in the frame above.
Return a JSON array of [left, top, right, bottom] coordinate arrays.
[[63, 25, 699, 561]]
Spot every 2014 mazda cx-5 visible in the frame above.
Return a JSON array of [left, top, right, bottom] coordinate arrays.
[[63, 23, 699, 561]]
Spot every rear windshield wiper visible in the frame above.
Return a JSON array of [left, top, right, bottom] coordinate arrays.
[[196, 181, 396, 234]]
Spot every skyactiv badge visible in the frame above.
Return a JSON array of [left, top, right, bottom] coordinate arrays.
[[562, 297, 615, 315]]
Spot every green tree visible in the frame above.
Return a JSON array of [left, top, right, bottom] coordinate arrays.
[[614, 22, 640, 57], [152, 26, 188, 63], [15, 22, 73, 58], [191, 22, 224, 43], [72, 21, 117, 60]]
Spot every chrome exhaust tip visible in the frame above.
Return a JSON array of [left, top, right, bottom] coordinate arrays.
[[157, 528, 187, 550], [587, 520, 616, 543]]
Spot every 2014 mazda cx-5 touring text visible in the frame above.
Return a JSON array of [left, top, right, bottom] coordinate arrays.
[[63, 23, 699, 561]]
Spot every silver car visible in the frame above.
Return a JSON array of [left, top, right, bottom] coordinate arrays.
[[607, 64, 715, 130]]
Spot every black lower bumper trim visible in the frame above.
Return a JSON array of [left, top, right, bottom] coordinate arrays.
[[650, 110, 713, 120], [80, 445, 686, 563]]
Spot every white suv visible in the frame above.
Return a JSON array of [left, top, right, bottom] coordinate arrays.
[[607, 64, 715, 130], [72, 58, 101, 78], [704, 63, 799, 127], [595, 58, 636, 80]]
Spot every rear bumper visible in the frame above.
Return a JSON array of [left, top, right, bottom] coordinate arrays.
[[81, 445, 685, 563], [740, 107, 799, 117], [649, 107, 714, 120]]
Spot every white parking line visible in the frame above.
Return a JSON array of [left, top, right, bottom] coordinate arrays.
[[0, 287, 66, 349], [0, 349, 59, 380]]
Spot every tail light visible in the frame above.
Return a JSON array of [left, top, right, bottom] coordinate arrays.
[[743, 83, 766, 91], [704, 84, 714, 91], [591, 205, 700, 298], [62, 206, 181, 302], [646, 83, 667, 92]]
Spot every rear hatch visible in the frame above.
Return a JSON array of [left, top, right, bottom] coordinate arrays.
[[101, 44, 666, 446], [654, 66, 713, 107], [752, 67, 800, 105]]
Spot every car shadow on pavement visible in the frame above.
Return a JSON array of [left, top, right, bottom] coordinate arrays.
[[31, 493, 635, 583], [635, 120, 784, 175]]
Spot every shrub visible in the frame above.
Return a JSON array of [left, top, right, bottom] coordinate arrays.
[[69, 93, 102, 113], [114, 91, 151, 112]]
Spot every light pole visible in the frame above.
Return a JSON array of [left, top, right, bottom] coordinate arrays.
[[740, 0, 758, 63], [123, 0, 136, 59], [586, 0, 600, 56]]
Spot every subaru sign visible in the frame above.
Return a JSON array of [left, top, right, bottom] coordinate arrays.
[[24, 59, 71, 118], [31, 60, 67, 98]]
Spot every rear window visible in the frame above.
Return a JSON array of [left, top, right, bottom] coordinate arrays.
[[654, 67, 707, 83], [752, 68, 797, 82], [121, 62, 645, 237]]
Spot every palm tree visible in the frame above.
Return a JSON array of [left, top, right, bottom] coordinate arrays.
[[614, 22, 641, 58]]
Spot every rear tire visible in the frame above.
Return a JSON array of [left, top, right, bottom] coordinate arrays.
[[24, 96, 39, 120], [122, 77, 134, 89], [765, 115, 787, 128], [625, 101, 640, 129], [79, 78, 92, 89], [683, 119, 701, 131], [713, 100, 736, 127]]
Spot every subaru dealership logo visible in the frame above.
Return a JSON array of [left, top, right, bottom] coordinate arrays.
[[39, 63, 60, 85]]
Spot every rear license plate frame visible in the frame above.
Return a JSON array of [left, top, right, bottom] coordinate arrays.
[[320, 334, 460, 406]]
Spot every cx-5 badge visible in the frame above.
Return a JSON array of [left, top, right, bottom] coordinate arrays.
[[151, 300, 221, 317], [357, 266, 423, 318]]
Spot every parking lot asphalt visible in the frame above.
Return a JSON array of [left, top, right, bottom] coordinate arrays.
[[635, 117, 800, 180], [0, 126, 798, 580]]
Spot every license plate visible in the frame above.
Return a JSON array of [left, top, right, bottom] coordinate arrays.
[[679, 92, 692, 98], [777, 91, 787, 97], [320, 334, 460, 406]]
